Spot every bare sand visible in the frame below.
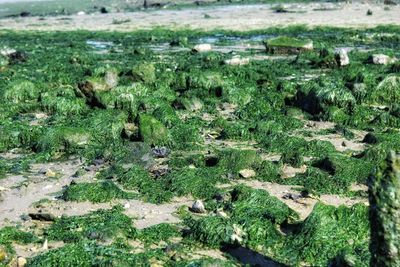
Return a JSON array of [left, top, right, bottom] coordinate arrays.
[[0, 2, 399, 31]]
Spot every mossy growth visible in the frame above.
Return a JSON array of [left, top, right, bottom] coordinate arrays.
[[28, 241, 167, 267], [61, 181, 136, 203], [370, 75, 400, 105], [45, 206, 137, 243], [139, 114, 170, 146], [280, 150, 303, 168], [137, 223, 180, 246], [2, 80, 40, 104], [264, 36, 313, 54], [131, 62, 156, 84], [287, 154, 373, 194], [278, 203, 370, 266], [185, 185, 296, 249], [218, 149, 261, 177], [118, 165, 174, 203]]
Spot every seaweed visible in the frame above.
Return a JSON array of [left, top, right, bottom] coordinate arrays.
[[45, 206, 137, 243], [61, 181, 136, 203], [278, 203, 370, 266]]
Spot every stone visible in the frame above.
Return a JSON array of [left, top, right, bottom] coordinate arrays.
[[335, 49, 350, 66], [152, 146, 170, 158], [239, 169, 256, 178], [29, 212, 56, 222], [77, 11, 86, 15], [230, 224, 244, 243], [45, 169, 56, 178], [192, 44, 212, 53], [224, 57, 250, 66], [216, 210, 228, 218], [0, 246, 6, 262], [42, 239, 48, 251], [17, 256, 27, 267], [190, 200, 206, 213], [139, 114, 169, 146], [265, 36, 313, 54], [104, 69, 119, 89], [123, 123, 139, 140], [371, 54, 396, 65]]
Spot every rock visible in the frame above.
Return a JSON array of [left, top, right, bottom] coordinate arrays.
[[77, 11, 86, 15], [216, 210, 228, 218], [230, 224, 244, 243], [132, 62, 156, 84], [29, 212, 56, 222], [367, 9, 373, 15], [182, 97, 203, 112], [104, 69, 119, 89], [190, 200, 206, 213], [192, 44, 212, 53], [42, 239, 48, 251], [224, 57, 250, 66], [123, 123, 139, 140], [0, 246, 6, 262], [363, 132, 378, 144], [0, 47, 16, 57], [45, 169, 56, 178], [17, 256, 27, 267], [265, 36, 313, 54], [335, 49, 350, 66], [370, 54, 396, 65], [139, 114, 169, 146], [239, 169, 256, 178], [152, 146, 170, 158]]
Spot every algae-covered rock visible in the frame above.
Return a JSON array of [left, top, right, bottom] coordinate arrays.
[[3, 80, 39, 103], [132, 62, 156, 84], [139, 114, 169, 146], [369, 151, 400, 267], [78, 69, 119, 103], [371, 75, 400, 105], [264, 36, 313, 54], [0, 55, 8, 70], [0, 246, 6, 262]]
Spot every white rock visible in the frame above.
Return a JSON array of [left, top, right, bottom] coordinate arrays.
[[192, 44, 212, 53], [224, 57, 250, 66], [336, 49, 350, 66], [191, 200, 206, 213], [239, 169, 256, 178], [17, 256, 27, 267], [371, 54, 396, 65], [77, 11, 86, 16]]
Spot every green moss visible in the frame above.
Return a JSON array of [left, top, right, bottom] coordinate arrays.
[[61, 181, 136, 203]]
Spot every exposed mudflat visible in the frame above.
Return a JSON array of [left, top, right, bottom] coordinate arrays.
[[0, 3, 399, 31]]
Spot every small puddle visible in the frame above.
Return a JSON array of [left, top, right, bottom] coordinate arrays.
[[86, 40, 114, 50]]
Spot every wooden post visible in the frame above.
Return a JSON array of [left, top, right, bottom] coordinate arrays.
[[369, 151, 400, 266]]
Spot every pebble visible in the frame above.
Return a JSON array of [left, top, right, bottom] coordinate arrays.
[[190, 200, 206, 213], [17, 257, 27, 267]]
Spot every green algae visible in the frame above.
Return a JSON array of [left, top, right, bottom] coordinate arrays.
[[62, 181, 136, 203], [46, 206, 136, 243], [0, 26, 399, 267]]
